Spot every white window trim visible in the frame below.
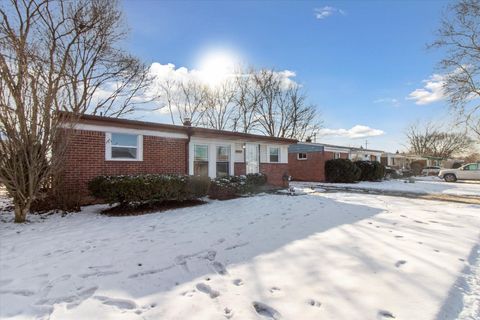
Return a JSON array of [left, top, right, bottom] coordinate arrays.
[[268, 145, 280, 163], [193, 144, 209, 177], [189, 139, 235, 178], [215, 144, 232, 177], [297, 153, 308, 160], [105, 132, 143, 161]]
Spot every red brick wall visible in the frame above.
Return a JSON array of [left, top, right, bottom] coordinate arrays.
[[288, 151, 348, 182], [259, 163, 289, 187], [235, 162, 287, 187], [61, 129, 187, 200], [288, 152, 325, 181], [234, 163, 246, 176]]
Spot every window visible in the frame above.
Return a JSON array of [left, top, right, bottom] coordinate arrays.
[[334, 152, 341, 159], [298, 153, 307, 160], [216, 146, 230, 177], [269, 147, 280, 163], [194, 144, 208, 176], [108, 133, 141, 160], [464, 163, 479, 171]]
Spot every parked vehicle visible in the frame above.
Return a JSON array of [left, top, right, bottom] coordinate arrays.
[[438, 163, 480, 182], [421, 166, 441, 176], [384, 166, 401, 179]]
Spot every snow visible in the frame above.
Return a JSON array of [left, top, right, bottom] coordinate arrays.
[[295, 178, 480, 197], [1, 192, 479, 320]]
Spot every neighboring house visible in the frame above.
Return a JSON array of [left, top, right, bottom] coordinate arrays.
[[60, 113, 296, 202], [288, 143, 351, 182], [381, 152, 407, 169], [348, 147, 383, 162]]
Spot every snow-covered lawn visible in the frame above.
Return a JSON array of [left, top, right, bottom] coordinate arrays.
[[296, 178, 480, 197], [1, 192, 479, 320]]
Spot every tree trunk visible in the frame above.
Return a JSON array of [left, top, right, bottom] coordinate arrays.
[[14, 202, 29, 223]]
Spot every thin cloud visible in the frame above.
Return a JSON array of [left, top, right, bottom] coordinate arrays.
[[407, 74, 446, 105], [374, 97, 400, 107], [314, 6, 346, 20], [319, 125, 385, 139]]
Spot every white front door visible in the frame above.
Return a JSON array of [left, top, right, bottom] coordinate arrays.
[[245, 143, 259, 174]]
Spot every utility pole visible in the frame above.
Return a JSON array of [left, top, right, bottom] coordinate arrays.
[[365, 139, 368, 149]]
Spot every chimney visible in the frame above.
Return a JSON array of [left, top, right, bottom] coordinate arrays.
[[183, 117, 192, 127], [305, 137, 312, 143]]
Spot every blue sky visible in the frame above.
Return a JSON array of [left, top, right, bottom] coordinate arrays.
[[122, 0, 452, 152]]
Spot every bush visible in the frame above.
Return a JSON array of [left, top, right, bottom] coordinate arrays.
[[355, 161, 385, 181], [88, 174, 209, 207], [245, 173, 267, 186], [208, 174, 267, 200], [410, 161, 424, 176], [325, 159, 361, 183]]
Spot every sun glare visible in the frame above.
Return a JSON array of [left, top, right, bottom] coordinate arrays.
[[196, 48, 240, 87]]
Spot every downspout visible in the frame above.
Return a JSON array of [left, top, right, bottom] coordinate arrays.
[[184, 118, 193, 175]]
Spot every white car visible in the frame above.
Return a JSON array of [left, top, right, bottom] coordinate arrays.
[[421, 166, 441, 176], [438, 163, 480, 182]]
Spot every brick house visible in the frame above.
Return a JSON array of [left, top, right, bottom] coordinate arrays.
[[60, 113, 296, 202], [288, 142, 385, 182], [288, 143, 351, 181]]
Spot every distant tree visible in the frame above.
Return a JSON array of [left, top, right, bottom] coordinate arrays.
[[0, 0, 150, 222], [431, 0, 480, 139], [463, 152, 480, 162], [406, 122, 473, 158]]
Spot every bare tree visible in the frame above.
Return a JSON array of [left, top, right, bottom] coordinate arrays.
[[156, 78, 209, 125], [231, 67, 263, 133], [0, 0, 150, 222], [201, 80, 237, 130], [431, 0, 480, 139], [253, 69, 321, 139], [406, 122, 473, 158]]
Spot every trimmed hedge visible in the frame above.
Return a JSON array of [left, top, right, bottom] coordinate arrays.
[[88, 174, 210, 206], [354, 161, 385, 181], [208, 173, 267, 200], [325, 159, 361, 183]]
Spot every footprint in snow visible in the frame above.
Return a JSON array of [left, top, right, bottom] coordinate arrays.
[[202, 250, 217, 261], [0, 289, 35, 296], [195, 283, 220, 299], [378, 310, 395, 318], [233, 279, 243, 286], [252, 301, 281, 319], [212, 261, 228, 275], [94, 295, 137, 310], [269, 287, 281, 293], [395, 260, 407, 267], [224, 307, 234, 319], [307, 299, 321, 308]]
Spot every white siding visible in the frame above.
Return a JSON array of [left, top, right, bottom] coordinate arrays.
[[234, 143, 244, 163]]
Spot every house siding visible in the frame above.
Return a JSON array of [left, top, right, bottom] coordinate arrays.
[[62, 129, 188, 201]]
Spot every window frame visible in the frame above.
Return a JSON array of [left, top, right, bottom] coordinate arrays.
[[216, 145, 231, 177], [193, 144, 209, 177], [269, 146, 280, 163], [334, 152, 341, 160], [106, 132, 143, 161], [297, 153, 307, 160]]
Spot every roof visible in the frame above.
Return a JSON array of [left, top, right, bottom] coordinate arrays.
[[62, 112, 297, 144], [288, 142, 383, 153]]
